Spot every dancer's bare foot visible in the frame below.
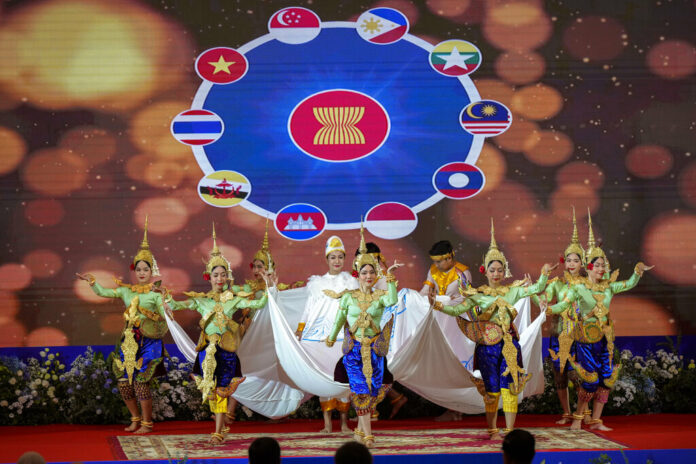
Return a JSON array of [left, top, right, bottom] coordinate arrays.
[[589, 419, 612, 431], [124, 420, 140, 432], [556, 413, 572, 425], [488, 431, 502, 440], [341, 423, 351, 432], [209, 432, 224, 445], [434, 409, 462, 422], [570, 419, 583, 431], [134, 421, 153, 434], [319, 425, 332, 433], [389, 394, 408, 419]]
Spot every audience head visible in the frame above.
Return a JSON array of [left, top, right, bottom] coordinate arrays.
[[502, 429, 535, 464], [17, 452, 46, 464], [335, 441, 372, 464], [248, 437, 281, 464]]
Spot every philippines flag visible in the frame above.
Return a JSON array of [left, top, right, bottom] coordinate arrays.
[[459, 100, 512, 137], [275, 203, 326, 241], [356, 8, 409, 45], [433, 162, 486, 199], [365, 202, 417, 240], [268, 7, 321, 44], [171, 110, 224, 146]]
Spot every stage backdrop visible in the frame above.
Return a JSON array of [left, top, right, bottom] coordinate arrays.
[[0, 0, 694, 347]]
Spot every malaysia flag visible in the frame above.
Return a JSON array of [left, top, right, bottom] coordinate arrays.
[[433, 162, 486, 199], [170, 110, 224, 146], [268, 7, 321, 44], [275, 203, 326, 241], [365, 202, 417, 240], [459, 100, 512, 137], [356, 8, 409, 45]]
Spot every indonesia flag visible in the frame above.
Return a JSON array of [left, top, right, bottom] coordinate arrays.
[[356, 8, 409, 45], [365, 202, 418, 240], [459, 100, 512, 137], [170, 110, 224, 146], [433, 162, 486, 199], [268, 7, 321, 44]]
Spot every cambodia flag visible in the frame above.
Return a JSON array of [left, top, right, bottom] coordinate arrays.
[[268, 7, 321, 44], [275, 203, 326, 241], [459, 100, 512, 137], [170, 110, 224, 146], [357, 8, 409, 45], [433, 162, 485, 199], [365, 202, 417, 240]]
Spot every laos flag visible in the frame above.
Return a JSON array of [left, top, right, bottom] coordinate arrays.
[[433, 162, 485, 199]]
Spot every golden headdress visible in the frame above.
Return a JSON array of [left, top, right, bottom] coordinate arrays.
[[205, 223, 231, 276], [252, 218, 274, 271], [325, 235, 346, 257], [584, 208, 609, 271], [483, 218, 511, 278], [353, 222, 380, 272], [563, 206, 585, 262], [132, 216, 159, 276]]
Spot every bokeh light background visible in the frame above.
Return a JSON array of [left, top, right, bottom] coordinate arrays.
[[0, 0, 694, 347]]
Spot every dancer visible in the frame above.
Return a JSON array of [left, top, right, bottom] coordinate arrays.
[[546, 210, 653, 431], [533, 208, 587, 425], [75, 218, 167, 434], [163, 225, 268, 444], [430, 219, 556, 439], [420, 240, 473, 422], [355, 242, 408, 420], [295, 235, 356, 433], [325, 226, 402, 448], [246, 219, 304, 299]]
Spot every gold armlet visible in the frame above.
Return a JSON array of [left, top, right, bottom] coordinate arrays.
[[386, 273, 396, 283], [325, 339, 335, 347], [433, 301, 444, 312]]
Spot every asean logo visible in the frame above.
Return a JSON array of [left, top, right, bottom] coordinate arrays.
[[288, 89, 390, 163]]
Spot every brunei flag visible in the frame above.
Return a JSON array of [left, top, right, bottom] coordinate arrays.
[[430, 40, 481, 77]]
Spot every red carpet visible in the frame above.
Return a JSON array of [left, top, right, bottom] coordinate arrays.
[[1, 414, 694, 463]]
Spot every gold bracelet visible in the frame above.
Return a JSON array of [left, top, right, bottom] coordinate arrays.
[[325, 339, 335, 347], [386, 273, 396, 283], [87, 275, 96, 286], [433, 301, 444, 312], [634, 262, 645, 276]]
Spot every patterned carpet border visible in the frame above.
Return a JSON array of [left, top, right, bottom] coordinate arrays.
[[113, 427, 625, 460]]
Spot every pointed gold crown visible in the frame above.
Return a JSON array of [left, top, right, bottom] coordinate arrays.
[[483, 218, 511, 278], [252, 218, 274, 270], [133, 215, 159, 276], [563, 206, 585, 262], [205, 223, 231, 275], [353, 220, 379, 272], [584, 208, 609, 270]]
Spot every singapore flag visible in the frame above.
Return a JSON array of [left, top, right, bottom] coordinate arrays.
[[268, 7, 321, 44]]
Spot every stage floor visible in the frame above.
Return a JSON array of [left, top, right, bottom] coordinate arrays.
[[1, 414, 695, 463]]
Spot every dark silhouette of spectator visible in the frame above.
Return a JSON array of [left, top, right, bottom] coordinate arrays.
[[335, 441, 372, 464], [17, 452, 46, 464], [248, 437, 281, 464], [502, 429, 535, 464]]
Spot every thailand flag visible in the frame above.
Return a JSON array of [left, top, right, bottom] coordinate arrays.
[[171, 110, 224, 146], [356, 8, 409, 45], [268, 7, 321, 44], [275, 203, 326, 241], [433, 162, 485, 199], [365, 202, 417, 240], [459, 100, 512, 137]]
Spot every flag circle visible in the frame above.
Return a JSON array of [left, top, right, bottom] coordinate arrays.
[[274, 203, 327, 241], [459, 100, 512, 137], [268, 7, 321, 44], [432, 162, 485, 199], [171, 109, 224, 146], [365, 202, 418, 240], [195, 47, 248, 84], [197, 170, 251, 207], [356, 8, 409, 45], [429, 39, 482, 77]]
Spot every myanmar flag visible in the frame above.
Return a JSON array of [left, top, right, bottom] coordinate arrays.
[[430, 40, 481, 77]]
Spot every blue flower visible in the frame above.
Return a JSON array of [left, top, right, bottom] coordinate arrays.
[[67, 388, 74, 394], [91, 373, 97, 379], [76, 385, 82, 390], [111, 388, 119, 394]]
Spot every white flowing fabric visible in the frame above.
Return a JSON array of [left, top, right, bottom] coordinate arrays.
[[163, 302, 305, 419]]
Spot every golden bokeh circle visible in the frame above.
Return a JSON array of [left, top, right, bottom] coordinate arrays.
[[134, 197, 189, 235], [24, 199, 66, 227], [74, 270, 117, 303], [58, 126, 117, 167], [556, 161, 606, 191], [494, 50, 546, 85], [625, 144, 673, 179], [129, 101, 192, 159], [25, 327, 69, 347], [483, 4, 552, 51], [475, 143, 506, 192], [678, 161, 696, 209], [646, 40, 696, 80], [0, 126, 27, 175], [510, 83, 563, 120], [0, 291, 20, 321], [22, 148, 88, 196], [611, 296, 675, 336], [22, 249, 63, 279], [642, 213, 696, 285], [0, 321, 27, 347], [494, 118, 540, 153], [563, 16, 626, 61], [426, 0, 470, 17], [473, 78, 515, 107], [549, 183, 600, 220], [523, 130, 574, 166], [0, 263, 32, 291]]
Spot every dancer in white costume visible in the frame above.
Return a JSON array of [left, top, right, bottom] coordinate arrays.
[[295, 235, 357, 433]]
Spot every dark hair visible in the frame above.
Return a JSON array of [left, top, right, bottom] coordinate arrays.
[[487, 260, 503, 268], [211, 265, 228, 273], [248, 437, 281, 464], [429, 240, 453, 256], [590, 256, 605, 265], [134, 260, 152, 270], [358, 263, 376, 272], [502, 429, 535, 464], [335, 441, 372, 464], [355, 242, 381, 256]]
